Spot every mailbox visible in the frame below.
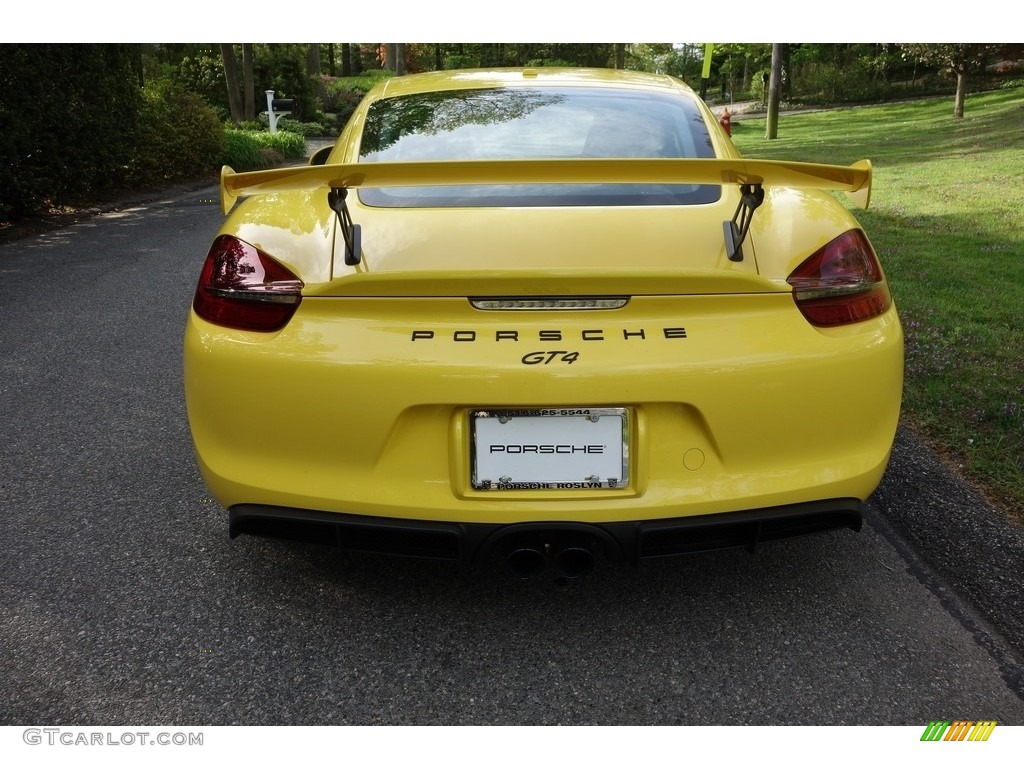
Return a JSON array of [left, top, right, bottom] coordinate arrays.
[[265, 90, 295, 134]]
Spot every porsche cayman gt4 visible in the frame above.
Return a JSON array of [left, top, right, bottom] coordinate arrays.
[[184, 68, 902, 576]]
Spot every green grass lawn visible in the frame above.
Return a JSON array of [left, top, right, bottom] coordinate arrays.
[[732, 89, 1024, 519]]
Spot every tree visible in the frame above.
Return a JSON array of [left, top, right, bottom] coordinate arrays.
[[383, 43, 406, 75], [220, 44, 244, 125], [903, 44, 1002, 118], [614, 44, 626, 70], [306, 44, 321, 77], [326, 43, 336, 77], [307, 43, 328, 106], [765, 44, 783, 139], [242, 44, 255, 121], [252, 44, 320, 120], [340, 43, 352, 77], [174, 47, 228, 112], [395, 43, 407, 76], [714, 43, 767, 100]]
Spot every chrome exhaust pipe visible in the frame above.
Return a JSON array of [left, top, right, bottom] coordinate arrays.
[[552, 545, 595, 579], [504, 547, 547, 579]]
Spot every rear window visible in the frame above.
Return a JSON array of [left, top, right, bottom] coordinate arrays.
[[357, 86, 720, 207]]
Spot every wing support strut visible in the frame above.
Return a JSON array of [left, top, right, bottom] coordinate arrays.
[[328, 187, 362, 266], [723, 183, 765, 263]]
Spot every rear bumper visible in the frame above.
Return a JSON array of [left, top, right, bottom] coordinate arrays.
[[229, 498, 863, 564], [186, 298, 902, 522]]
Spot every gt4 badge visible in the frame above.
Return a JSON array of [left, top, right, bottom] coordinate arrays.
[[521, 351, 579, 365]]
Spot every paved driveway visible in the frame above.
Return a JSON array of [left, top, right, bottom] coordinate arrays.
[[1, 183, 1022, 725]]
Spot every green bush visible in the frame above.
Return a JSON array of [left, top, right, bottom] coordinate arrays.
[[222, 130, 265, 170], [323, 83, 367, 129], [444, 55, 478, 70], [786, 60, 889, 104], [127, 79, 226, 186], [260, 130, 306, 157], [223, 129, 305, 170], [329, 70, 392, 93], [258, 147, 285, 167], [525, 59, 577, 68], [176, 51, 228, 113], [0, 44, 142, 221], [235, 118, 268, 132], [254, 46, 320, 121], [232, 116, 334, 137], [276, 117, 332, 137]]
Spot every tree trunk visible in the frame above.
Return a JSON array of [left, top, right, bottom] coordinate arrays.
[[220, 43, 243, 125], [306, 44, 320, 77], [242, 44, 255, 122], [326, 43, 336, 76], [614, 43, 626, 70], [134, 44, 145, 87], [394, 43, 406, 76], [782, 43, 791, 100], [307, 43, 327, 105], [954, 68, 967, 118], [341, 44, 352, 77], [350, 44, 362, 75], [435, 43, 443, 71], [765, 44, 783, 139]]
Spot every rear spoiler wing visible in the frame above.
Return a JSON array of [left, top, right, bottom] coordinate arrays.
[[219, 157, 872, 214], [219, 157, 872, 265]]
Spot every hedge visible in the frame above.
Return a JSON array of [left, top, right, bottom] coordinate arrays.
[[0, 44, 142, 221]]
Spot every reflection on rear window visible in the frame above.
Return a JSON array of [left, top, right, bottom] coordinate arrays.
[[358, 86, 720, 207]]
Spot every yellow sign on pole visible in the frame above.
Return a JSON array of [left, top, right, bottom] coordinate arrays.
[[702, 44, 714, 80]]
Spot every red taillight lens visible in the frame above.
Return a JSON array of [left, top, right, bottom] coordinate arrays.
[[787, 229, 891, 327], [192, 235, 303, 332]]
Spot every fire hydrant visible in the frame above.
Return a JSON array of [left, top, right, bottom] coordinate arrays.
[[719, 108, 732, 137]]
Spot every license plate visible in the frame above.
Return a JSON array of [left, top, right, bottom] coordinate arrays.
[[471, 408, 629, 491]]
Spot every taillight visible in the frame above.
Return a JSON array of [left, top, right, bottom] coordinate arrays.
[[787, 229, 891, 327], [192, 235, 303, 332]]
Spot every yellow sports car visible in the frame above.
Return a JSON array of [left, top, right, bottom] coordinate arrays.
[[184, 68, 902, 577]]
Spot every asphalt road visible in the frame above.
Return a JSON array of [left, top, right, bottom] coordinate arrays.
[[1, 184, 1023, 725]]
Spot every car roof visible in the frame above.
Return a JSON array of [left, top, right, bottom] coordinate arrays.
[[369, 67, 697, 99]]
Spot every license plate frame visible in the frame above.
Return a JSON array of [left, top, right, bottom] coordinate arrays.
[[470, 407, 629, 491]]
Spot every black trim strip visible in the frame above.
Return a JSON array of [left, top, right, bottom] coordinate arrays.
[[229, 499, 863, 565]]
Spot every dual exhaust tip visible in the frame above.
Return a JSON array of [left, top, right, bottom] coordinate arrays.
[[504, 543, 596, 579]]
